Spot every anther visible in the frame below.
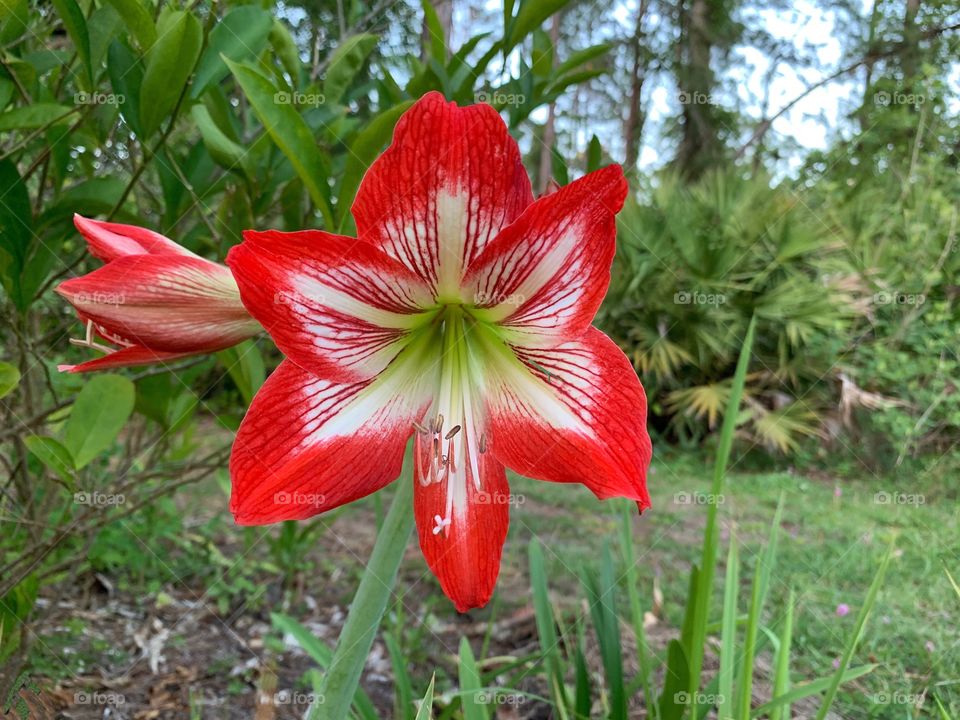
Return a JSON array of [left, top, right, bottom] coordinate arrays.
[[445, 424, 461, 440], [412, 420, 430, 434], [479, 433, 488, 454], [432, 514, 451, 536]]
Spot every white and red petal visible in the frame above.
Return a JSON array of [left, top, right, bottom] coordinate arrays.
[[230, 359, 434, 524], [413, 412, 509, 613], [74, 214, 199, 262], [485, 327, 652, 510], [227, 229, 436, 382], [464, 165, 628, 347], [56, 254, 258, 353], [58, 345, 198, 373], [352, 92, 533, 298]]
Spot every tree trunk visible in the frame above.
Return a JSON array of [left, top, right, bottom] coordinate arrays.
[[422, 0, 454, 60], [623, 0, 649, 172], [675, 0, 720, 179], [537, 13, 561, 194]]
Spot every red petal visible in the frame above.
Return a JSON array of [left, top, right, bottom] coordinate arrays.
[[231, 360, 432, 524], [353, 92, 533, 296], [56, 254, 257, 353], [58, 345, 197, 373], [227, 229, 434, 382], [74, 214, 198, 262], [414, 432, 509, 612], [486, 327, 652, 510], [464, 165, 628, 347]]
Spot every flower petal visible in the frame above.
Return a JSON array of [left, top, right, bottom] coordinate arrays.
[[231, 358, 434, 524], [74, 214, 198, 262], [58, 345, 197, 373], [414, 430, 509, 613], [353, 92, 533, 297], [56, 254, 258, 352], [486, 327, 652, 510], [464, 165, 628, 347], [227, 229, 436, 382]]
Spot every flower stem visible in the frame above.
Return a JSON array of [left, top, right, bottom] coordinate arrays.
[[311, 449, 414, 720]]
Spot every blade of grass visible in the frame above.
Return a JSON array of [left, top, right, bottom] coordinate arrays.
[[813, 544, 893, 720], [459, 637, 487, 720], [716, 535, 739, 720], [415, 675, 436, 720], [751, 665, 877, 717], [529, 539, 571, 718], [687, 314, 756, 706], [736, 494, 784, 720], [769, 589, 795, 720], [385, 631, 415, 720], [312, 452, 415, 720], [620, 501, 658, 719]]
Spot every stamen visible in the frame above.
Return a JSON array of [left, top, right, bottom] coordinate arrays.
[[432, 514, 451, 536], [412, 420, 430, 434], [479, 434, 487, 454], [444, 424, 461, 440]]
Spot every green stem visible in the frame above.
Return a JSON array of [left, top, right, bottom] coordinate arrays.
[[312, 453, 415, 720]]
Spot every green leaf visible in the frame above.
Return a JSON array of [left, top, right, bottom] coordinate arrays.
[[51, 0, 92, 88], [752, 665, 877, 717], [225, 58, 335, 228], [139, 9, 202, 137], [385, 632, 415, 720], [813, 546, 892, 720], [103, 0, 155, 50], [420, 0, 446, 64], [271, 613, 379, 720], [0, 103, 73, 131], [63, 374, 135, 469], [191, 5, 272, 99], [216, 340, 264, 406], [506, 0, 573, 51], [24, 435, 75, 484], [337, 100, 413, 231], [769, 589, 795, 720], [586, 135, 602, 173], [323, 33, 378, 106], [619, 502, 657, 719], [269, 19, 301, 83], [458, 637, 487, 720], [0, 361, 20, 399], [686, 314, 756, 699], [192, 104, 251, 176], [311, 452, 415, 720], [531, 28, 553, 77], [414, 675, 435, 720], [107, 39, 144, 137], [658, 640, 691, 720], [529, 539, 569, 713], [717, 536, 739, 720], [0, 575, 37, 662], [0, 158, 33, 310]]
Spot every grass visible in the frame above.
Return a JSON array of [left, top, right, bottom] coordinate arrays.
[[506, 448, 960, 719]]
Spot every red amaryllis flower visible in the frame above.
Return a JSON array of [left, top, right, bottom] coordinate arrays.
[[227, 92, 652, 612], [57, 215, 260, 372]]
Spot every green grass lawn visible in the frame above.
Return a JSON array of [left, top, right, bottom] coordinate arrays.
[[505, 449, 960, 718]]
